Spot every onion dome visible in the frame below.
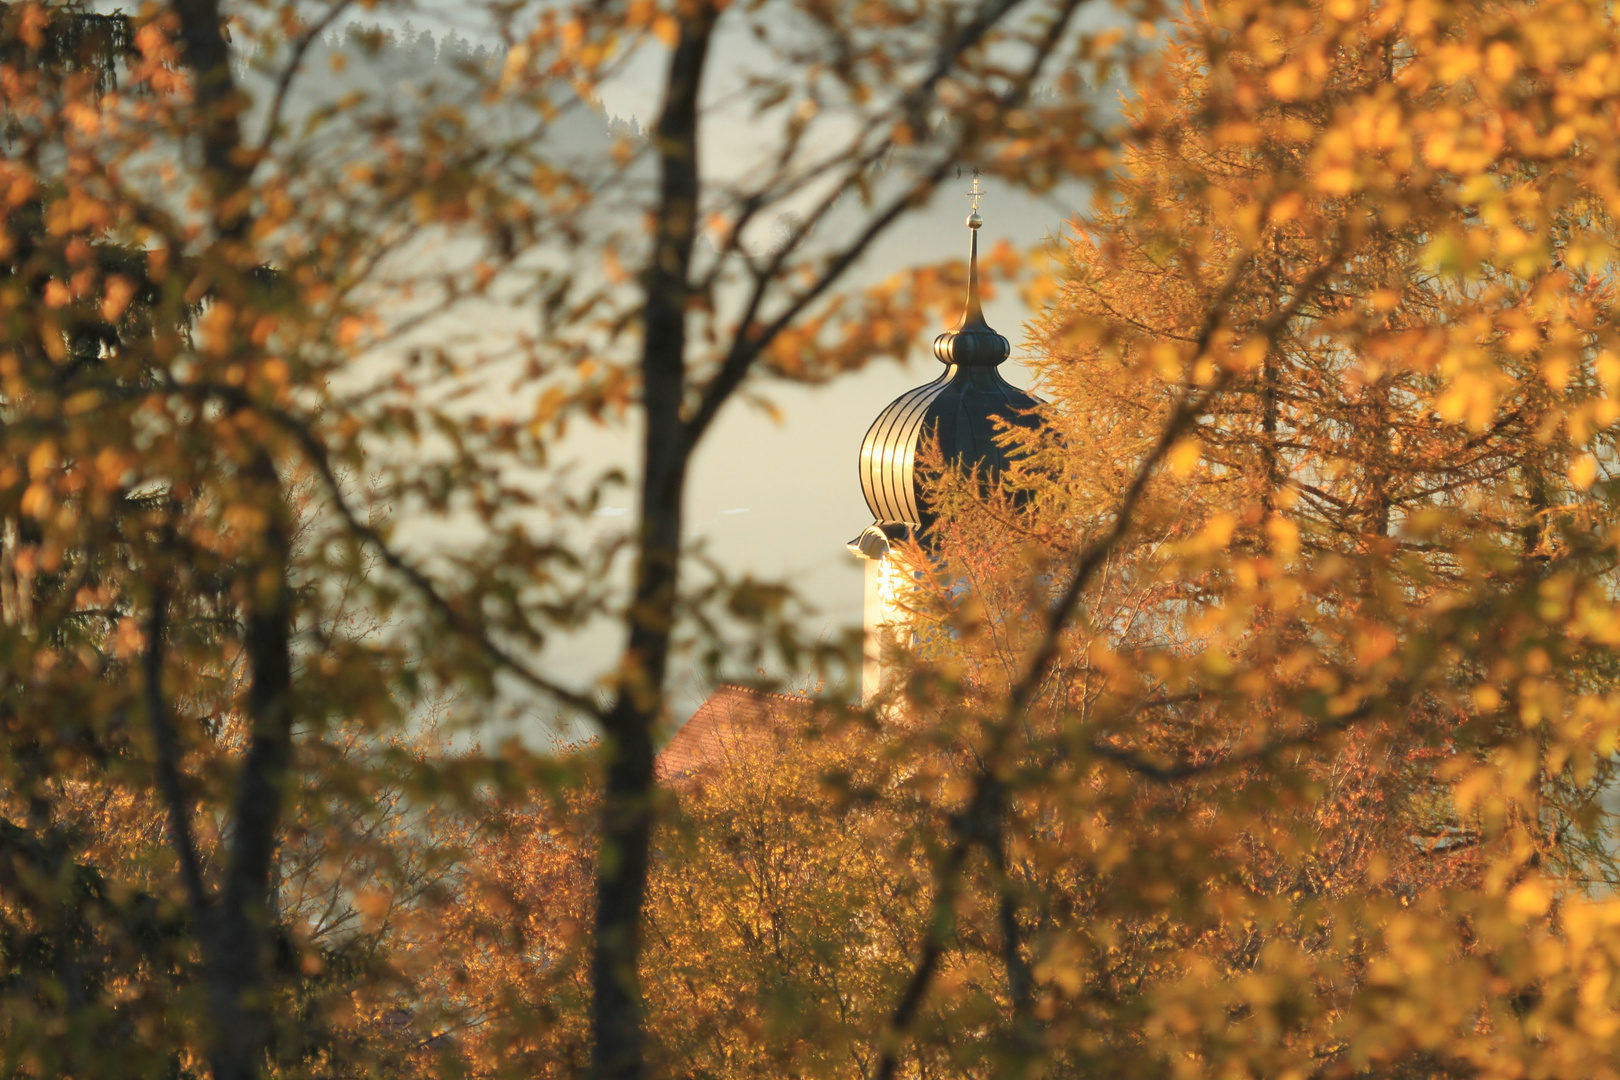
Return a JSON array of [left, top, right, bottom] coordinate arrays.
[[853, 202, 1043, 544]]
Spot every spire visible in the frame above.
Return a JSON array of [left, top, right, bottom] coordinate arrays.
[[963, 173, 988, 326], [933, 172, 1010, 367], [855, 174, 1046, 540]]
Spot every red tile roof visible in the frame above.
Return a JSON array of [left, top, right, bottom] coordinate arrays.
[[656, 684, 815, 783]]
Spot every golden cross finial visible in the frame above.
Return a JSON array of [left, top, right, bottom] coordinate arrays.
[[966, 170, 984, 229]]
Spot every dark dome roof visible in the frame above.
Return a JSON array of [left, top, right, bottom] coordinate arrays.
[[857, 216, 1043, 532], [859, 366, 1041, 527]]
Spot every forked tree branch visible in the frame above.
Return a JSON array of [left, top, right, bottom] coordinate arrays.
[[278, 422, 606, 719], [123, 376, 607, 719], [31, 361, 610, 719]]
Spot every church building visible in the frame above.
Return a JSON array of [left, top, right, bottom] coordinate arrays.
[[849, 182, 1044, 702], [658, 187, 1045, 778]]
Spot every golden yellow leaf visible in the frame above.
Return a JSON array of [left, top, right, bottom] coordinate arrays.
[[1568, 454, 1598, 491], [1167, 437, 1201, 478], [1508, 880, 1551, 918]]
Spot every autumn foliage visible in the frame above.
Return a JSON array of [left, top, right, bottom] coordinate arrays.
[[7, 0, 1620, 1078]]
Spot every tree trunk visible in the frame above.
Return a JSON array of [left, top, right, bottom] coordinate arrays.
[[164, 6, 295, 1078], [591, 6, 717, 1080], [208, 452, 295, 1080]]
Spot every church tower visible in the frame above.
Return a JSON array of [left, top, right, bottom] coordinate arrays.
[[849, 182, 1045, 701]]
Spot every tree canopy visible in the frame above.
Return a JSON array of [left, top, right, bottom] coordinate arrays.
[[5, 0, 1620, 1079]]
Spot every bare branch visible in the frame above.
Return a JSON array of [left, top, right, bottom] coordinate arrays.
[[251, 0, 358, 162], [685, 0, 1089, 449], [256, 398, 607, 719]]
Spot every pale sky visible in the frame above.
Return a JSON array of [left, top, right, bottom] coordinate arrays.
[[548, 13, 1102, 724], [550, 186, 1091, 723], [265, 8, 1104, 733]]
